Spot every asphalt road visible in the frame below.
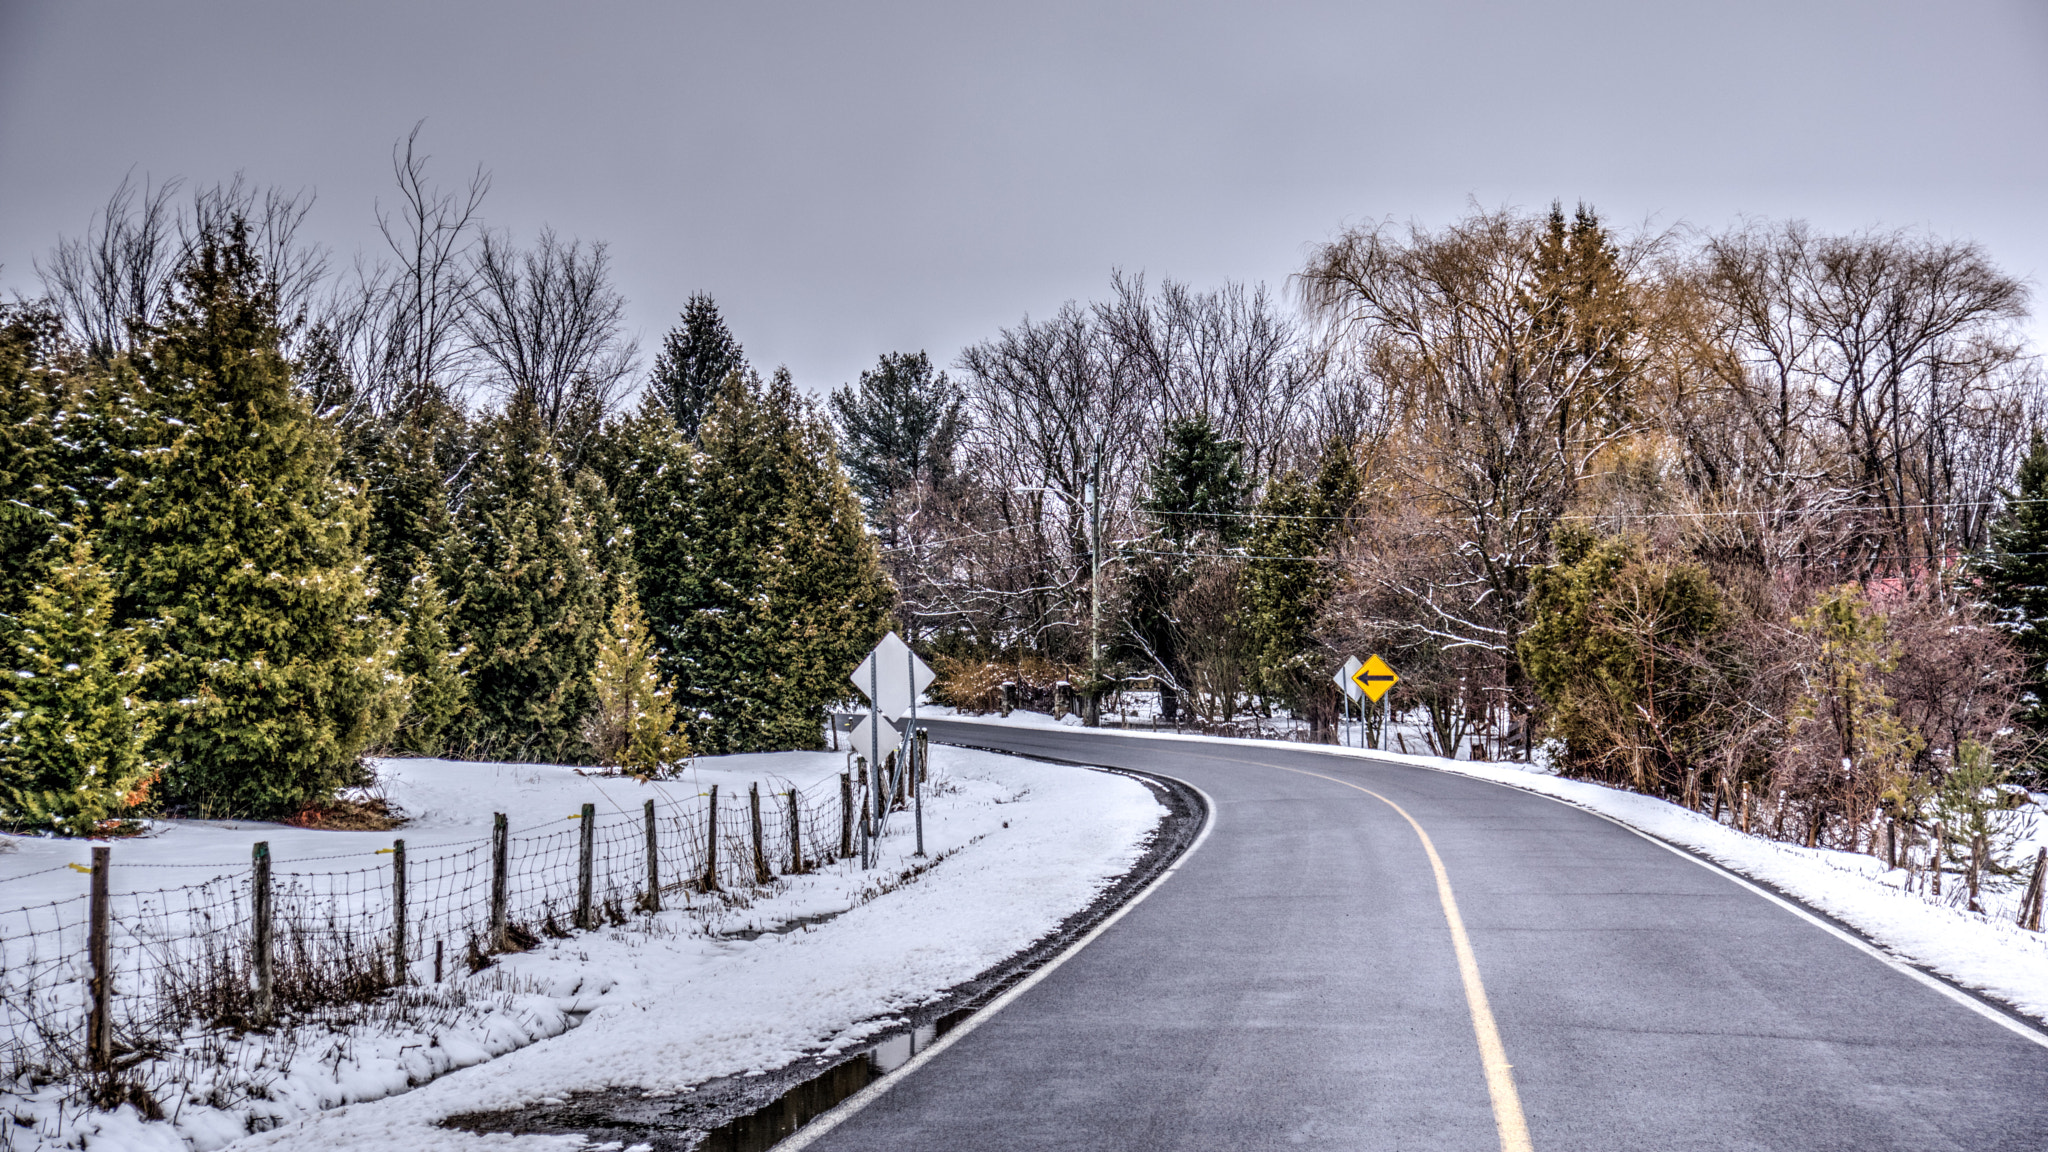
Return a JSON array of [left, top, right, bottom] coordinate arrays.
[[803, 718, 2048, 1152]]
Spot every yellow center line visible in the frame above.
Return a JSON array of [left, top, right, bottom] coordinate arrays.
[[1259, 760, 1534, 1152]]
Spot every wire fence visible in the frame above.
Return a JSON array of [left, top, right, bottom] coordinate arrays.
[[0, 765, 885, 1133]]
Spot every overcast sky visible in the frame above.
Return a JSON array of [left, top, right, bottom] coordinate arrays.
[[3, 0, 2045, 397]]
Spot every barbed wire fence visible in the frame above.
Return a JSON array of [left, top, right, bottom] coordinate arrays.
[[0, 762, 895, 1146]]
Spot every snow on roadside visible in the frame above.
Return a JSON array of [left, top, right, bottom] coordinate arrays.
[[937, 713, 2048, 1028], [0, 745, 1162, 1151]]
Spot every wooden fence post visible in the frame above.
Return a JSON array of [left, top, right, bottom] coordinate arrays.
[[787, 789, 802, 874], [750, 783, 770, 884], [252, 840, 274, 1025], [576, 802, 596, 929], [644, 798, 661, 913], [86, 845, 112, 1071], [490, 813, 509, 951], [391, 838, 407, 985], [856, 757, 870, 869], [840, 771, 854, 859], [2022, 848, 2047, 931], [702, 785, 721, 892]]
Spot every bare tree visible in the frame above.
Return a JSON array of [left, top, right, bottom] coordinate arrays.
[[465, 227, 637, 450], [37, 173, 183, 360], [1673, 222, 2034, 586], [1298, 207, 1654, 673], [38, 172, 330, 362]]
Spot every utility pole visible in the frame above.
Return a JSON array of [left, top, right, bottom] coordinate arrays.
[[1085, 436, 1103, 727]]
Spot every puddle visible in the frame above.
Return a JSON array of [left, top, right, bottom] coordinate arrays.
[[697, 1009, 970, 1151]]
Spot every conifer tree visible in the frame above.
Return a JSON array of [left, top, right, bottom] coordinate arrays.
[[0, 538, 161, 834], [675, 370, 892, 753], [362, 392, 466, 618], [827, 351, 961, 544], [584, 584, 690, 776], [1123, 418, 1247, 700], [392, 569, 468, 755], [0, 305, 153, 620], [590, 396, 698, 678], [1241, 439, 1361, 705], [1977, 433, 2048, 737], [445, 394, 606, 760], [646, 293, 746, 441], [113, 221, 400, 817]]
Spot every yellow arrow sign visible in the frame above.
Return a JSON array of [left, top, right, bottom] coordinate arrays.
[[1352, 654, 1399, 702]]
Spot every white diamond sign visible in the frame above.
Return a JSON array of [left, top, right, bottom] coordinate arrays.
[[850, 631, 936, 721], [1333, 655, 1365, 703], [848, 713, 903, 761]]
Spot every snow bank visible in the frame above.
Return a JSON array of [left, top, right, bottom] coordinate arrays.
[[0, 746, 1162, 1151]]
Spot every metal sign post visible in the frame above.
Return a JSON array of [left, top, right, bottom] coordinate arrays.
[[1350, 655, 1399, 752], [1333, 656, 1364, 747], [849, 631, 937, 867]]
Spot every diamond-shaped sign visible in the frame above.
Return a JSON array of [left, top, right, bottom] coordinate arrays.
[[851, 631, 936, 721], [848, 713, 904, 762], [1333, 656, 1364, 703], [1352, 654, 1399, 703]]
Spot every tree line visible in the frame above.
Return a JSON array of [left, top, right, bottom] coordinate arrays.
[[1, 135, 887, 828], [828, 203, 2048, 878]]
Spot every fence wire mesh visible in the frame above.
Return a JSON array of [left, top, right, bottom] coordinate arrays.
[[0, 768, 868, 1131]]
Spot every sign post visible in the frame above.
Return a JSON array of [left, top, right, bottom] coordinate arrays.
[[850, 632, 936, 867], [1333, 656, 1364, 746], [1350, 655, 1399, 752]]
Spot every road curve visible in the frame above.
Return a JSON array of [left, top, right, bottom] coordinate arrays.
[[804, 719, 2048, 1152]]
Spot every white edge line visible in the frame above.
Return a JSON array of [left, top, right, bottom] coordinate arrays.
[[928, 717, 2048, 1049], [1399, 761, 2048, 1052], [774, 773, 1218, 1151]]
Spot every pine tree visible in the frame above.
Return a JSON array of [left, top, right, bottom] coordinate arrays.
[[445, 395, 606, 761], [1977, 433, 2048, 737], [1241, 439, 1361, 706], [112, 221, 400, 817], [827, 351, 961, 545], [0, 538, 161, 834], [392, 569, 468, 755], [1124, 418, 1247, 698], [646, 293, 746, 441], [584, 583, 690, 776], [675, 370, 892, 753]]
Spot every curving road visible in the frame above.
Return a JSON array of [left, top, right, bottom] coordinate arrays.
[[799, 718, 2048, 1151]]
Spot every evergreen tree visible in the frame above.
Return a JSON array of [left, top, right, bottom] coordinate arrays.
[[1144, 417, 1248, 547], [362, 391, 466, 618], [445, 395, 606, 761], [1526, 202, 1640, 432], [0, 305, 153, 621], [1521, 527, 1726, 793], [0, 538, 161, 834], [675, 370, 892, 753], [0, 305, 66, 619], [646, 293, 746, 441], [1241, 439, 1361, 706], [827, 351, 961, 544], [1123, 418, 1247, 698], [589, 395, 698, 688], [1976, 433, 2048, 738], [392, 569, 468, 755], [583, 583, 690, 776], [113, 221, 400, 817]]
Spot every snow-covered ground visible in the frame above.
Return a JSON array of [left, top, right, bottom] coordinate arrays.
[[932, 711, 2048, 1029], [0, 745, 1163, 1151]]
